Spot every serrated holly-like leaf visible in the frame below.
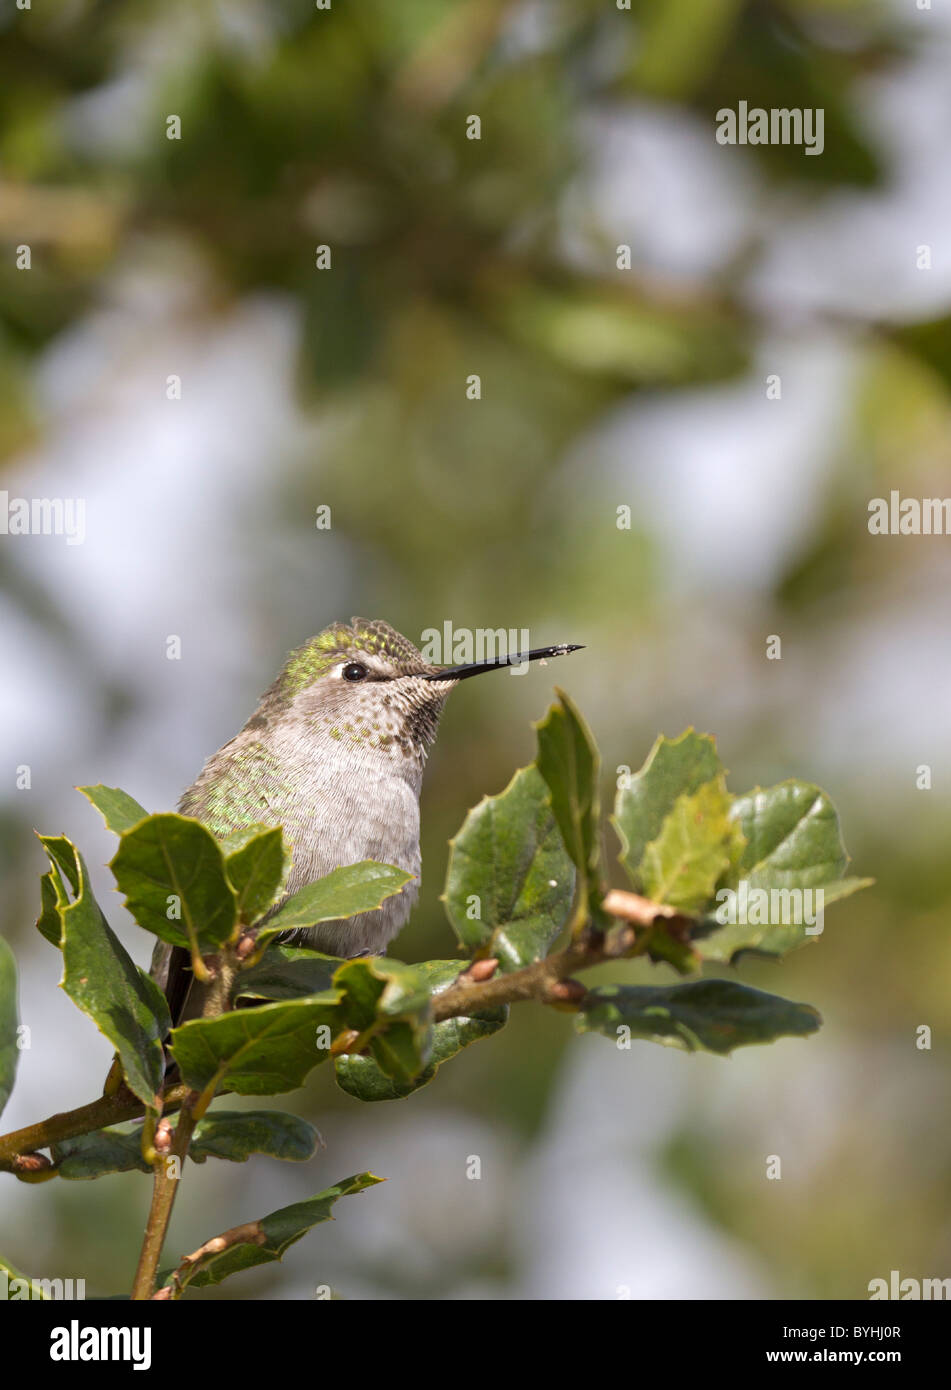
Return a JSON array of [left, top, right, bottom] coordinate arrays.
[[34, 834, 80, 949], [169, 993, 342, 1097], [255, 862, 414, 946], [577, 979, 821, 1054], [235, 945, 343, 1002], [443, 765, 574, 970], [224, 826, 289, 926], [638, 779, 743, 914], [334, 957, 432, 1084], [613, 729, 724, 888], [50, 840, 170, 1108], [78, 784, 149, 835], [40, 835, 81, 892], [335, 960, 507, 1101], [696, 781, 873, 961], [164, 1173, 382, 1292], [111, 813, 237, 958], [534, 689, 602, 912], [51, 1110, 319, 1179], [0, 936, 19, 1121]]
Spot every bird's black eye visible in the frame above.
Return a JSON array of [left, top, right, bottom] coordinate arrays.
[[342, 661, 368, 681]]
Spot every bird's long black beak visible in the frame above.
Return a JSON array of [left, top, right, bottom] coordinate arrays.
[[424, 644, 584, 681]]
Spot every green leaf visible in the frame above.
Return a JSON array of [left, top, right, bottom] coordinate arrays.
[[190, 1110, 319, 1164], [34, 834, 81, 949], [335, 1053, 433, 1103], [224, 826, 290, 926], [110, 813, 237, 958], [0, 936, 19, 1121], [335, 960, 507, 1101], [165, 1173, 382, 1291], [638, 779, 742, 913], [169, 993, 342, 1097], [51, 1110, 319, 1178], [256, 861, 414, 946], [35, 871, 63, 948], [577, 979, 821, 1055], [534, 690, 601, 908], [443, 765, 574, 970], [52, 1125, 150, 1179], [696, 781, 873, 961], [0, 1253, 50, 1297], [235, 945, 343, 1002], [733, 781, 847, 882], [78, 784, 149, 835], [365, 1021, 425, 1082], [334, 957, 432, 1084], [220, 825, 272, 854], [334, 956, 431, 1029], [613, 729, 724, 887], [53, 840, 170, 1108], [39, 834, 82, 894], [638, 917, 701, 977]]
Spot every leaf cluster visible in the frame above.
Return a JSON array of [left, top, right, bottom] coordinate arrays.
[[0, 698, 868, 1296]]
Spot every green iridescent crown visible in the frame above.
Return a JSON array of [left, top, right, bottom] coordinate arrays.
[[279, 618, 427, 694]]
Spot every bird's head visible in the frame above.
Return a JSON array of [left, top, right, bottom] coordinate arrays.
[[259, 617, 581, 757]]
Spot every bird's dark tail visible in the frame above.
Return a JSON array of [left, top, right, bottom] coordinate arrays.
[[162, 945, 194, 1029], [149, 938, 195, 1042], [149, 943, 193, 1085]]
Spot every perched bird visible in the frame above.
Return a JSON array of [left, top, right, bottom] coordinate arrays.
[[152, 617, 581, 1021]]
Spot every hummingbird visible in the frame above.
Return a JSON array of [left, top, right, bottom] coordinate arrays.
[[152, 617, 582, 1021]]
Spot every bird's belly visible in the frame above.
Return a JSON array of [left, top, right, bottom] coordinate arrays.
[[279, 773, 421, 957]]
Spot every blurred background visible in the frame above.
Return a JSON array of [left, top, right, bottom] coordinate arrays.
[[2, 0, 950, 1300]]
